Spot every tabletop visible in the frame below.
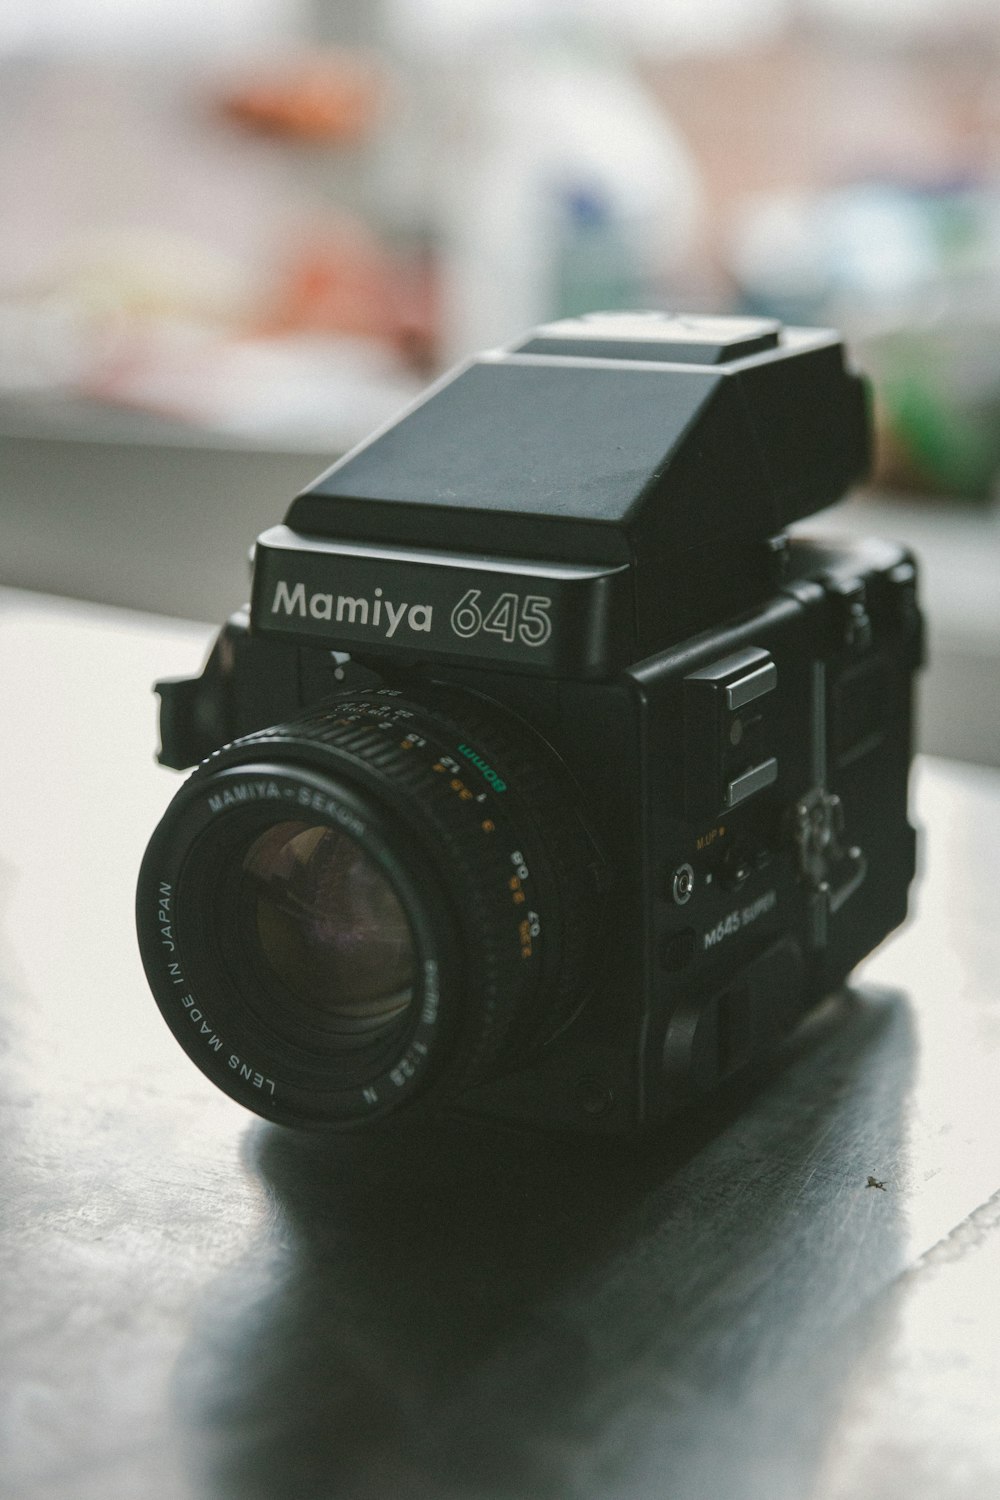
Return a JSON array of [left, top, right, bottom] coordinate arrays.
[[2, 586, 999, 1500]]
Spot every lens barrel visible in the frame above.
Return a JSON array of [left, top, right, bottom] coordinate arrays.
[[137, 688, 599, 1128]]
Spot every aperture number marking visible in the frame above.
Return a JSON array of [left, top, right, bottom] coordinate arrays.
[[509, 850, 530, 908], [450, 590, 552, 648]]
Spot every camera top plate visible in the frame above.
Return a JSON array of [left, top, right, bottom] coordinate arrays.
[[251, 525, 633, 677], [512, 311, 784, 363]]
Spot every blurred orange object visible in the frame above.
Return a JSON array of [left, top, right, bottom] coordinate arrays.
[[219, 52, 383, 143], [261, 224, 438, 369]]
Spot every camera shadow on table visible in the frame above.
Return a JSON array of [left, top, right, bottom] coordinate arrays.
[[173, 984, 915, 1500]]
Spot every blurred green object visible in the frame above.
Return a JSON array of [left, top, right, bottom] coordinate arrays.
[[873, 317, 1000, 499], [732, 182, 1000, 499]]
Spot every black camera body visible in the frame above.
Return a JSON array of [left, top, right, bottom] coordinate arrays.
[[137, 313, 922, 1135]]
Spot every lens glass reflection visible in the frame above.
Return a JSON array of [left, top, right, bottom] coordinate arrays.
[[240, 820, 416, 1037]]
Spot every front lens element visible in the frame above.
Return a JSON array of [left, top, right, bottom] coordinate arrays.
[[240, 820, 416, 1038]]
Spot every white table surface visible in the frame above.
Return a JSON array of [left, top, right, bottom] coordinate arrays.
[[2, 587, 999, 1500]]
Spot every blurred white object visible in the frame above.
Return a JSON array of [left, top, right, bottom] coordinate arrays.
[[93, 332, 424, 448], [387, 0, 789, 56], [0, 0, 306, 60], [429, 37, 701, 361], [807, 0, 1000, 38], [0, 228, 258, 396], [730, 186, 945, 322]]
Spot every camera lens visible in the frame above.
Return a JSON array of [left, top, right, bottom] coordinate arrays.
[[239, 820, 416, 1039], [137, 688, 600, 1129]]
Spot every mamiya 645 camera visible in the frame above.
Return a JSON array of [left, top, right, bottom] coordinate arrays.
[[137, 312, 922, 1134]]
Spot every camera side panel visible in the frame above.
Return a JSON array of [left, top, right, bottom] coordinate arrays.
[[632, 538, 921, 1122]]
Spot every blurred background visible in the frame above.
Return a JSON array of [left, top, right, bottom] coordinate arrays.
[[1, 0, 998, 763]]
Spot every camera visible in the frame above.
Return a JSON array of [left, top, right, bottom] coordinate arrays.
[[136, 311, 922, 1134]]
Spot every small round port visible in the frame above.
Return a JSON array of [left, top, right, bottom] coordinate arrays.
[[672, 862, 695, 905]]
